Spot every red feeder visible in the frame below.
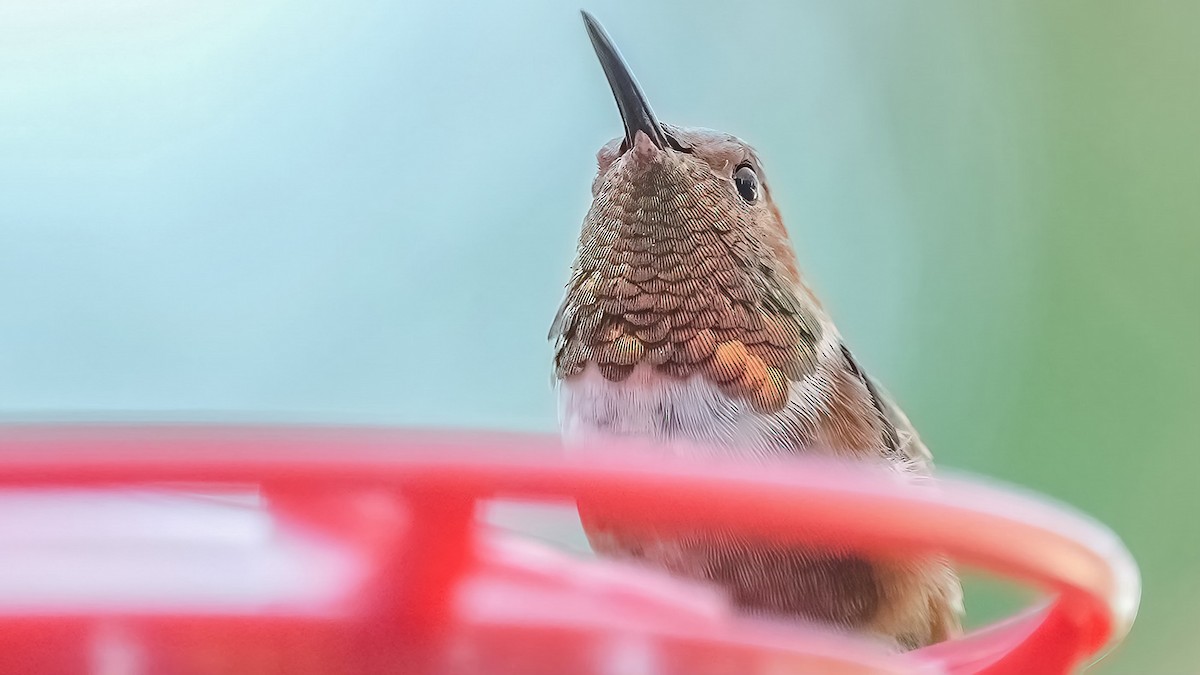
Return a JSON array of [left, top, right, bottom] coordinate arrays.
[[0, 425, 1139, 674]]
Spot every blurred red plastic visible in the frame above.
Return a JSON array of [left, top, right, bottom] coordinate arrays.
[[0, 425, 1139, 674]]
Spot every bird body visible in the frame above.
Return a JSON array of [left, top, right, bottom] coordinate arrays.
[[551, 12, 963, 649]]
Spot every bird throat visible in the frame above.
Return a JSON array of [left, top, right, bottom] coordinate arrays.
[[551, 155, 823, 414]]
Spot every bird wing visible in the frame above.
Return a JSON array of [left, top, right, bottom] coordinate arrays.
[[867, 377, 936, 474]]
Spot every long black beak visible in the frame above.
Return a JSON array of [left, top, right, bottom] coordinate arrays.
[[581, 11, 669, 151]]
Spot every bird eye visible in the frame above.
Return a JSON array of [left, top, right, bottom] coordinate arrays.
[[733, 164, 760, 203]]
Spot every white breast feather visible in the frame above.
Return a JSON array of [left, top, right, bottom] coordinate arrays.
[[557, 325, 846, 460]]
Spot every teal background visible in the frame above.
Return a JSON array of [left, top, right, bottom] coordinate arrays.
[[1, 1, 1196, 671]]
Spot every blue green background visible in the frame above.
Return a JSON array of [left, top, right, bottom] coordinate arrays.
[[1, 1, 1195, 670]]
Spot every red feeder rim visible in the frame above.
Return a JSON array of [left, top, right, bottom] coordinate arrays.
[[0, 425, 1139, 674]]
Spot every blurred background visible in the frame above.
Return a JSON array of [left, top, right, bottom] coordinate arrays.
[[0, 0, 1195, 670]]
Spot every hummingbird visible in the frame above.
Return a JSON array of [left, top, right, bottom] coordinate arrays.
[[549, 12, 963, 649]]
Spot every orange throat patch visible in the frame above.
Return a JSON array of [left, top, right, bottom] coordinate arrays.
[[551, 155, 822, 414]]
